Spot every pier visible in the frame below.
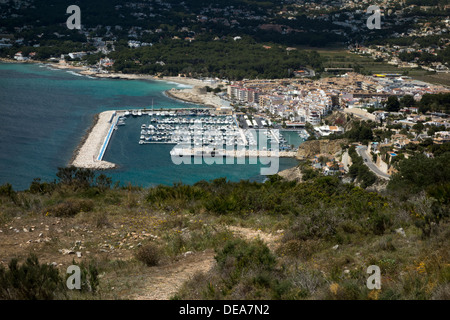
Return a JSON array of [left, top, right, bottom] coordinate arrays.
[[71, 110, 119, 169], [97, 112, 119, 161], [170, 148, 296, 158]]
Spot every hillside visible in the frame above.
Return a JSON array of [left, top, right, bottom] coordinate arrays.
[[296, 138, 349, 160], [0, 165, 448, 300]]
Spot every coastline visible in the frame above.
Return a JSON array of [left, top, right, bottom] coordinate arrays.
[[78, 69, 216, 87], [1, 58, 226, 108], [0, 57, 210, 87], [81, 70, 226, 109], [0, 57, 89, 71]]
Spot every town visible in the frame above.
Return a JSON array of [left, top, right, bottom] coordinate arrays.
[[219, 70, 449, 183]]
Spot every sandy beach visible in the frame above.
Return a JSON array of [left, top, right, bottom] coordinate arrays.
[[70, 110, 118, 170], [77, 69, 218, 87]]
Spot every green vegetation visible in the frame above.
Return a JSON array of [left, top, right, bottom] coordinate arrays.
[[388, 152, 450, 201], [344, 121, 375, 144], [0, 254, 99, 300], [0, 145, 449, 300], [418, 93, 450, 114], [174, 238, 287, 299], [1, 40, 94, 61], [0, 254, 64, 300], [385, 96, 401, 113], [371, 92, 450, 114], [108, 37, 322, 80]]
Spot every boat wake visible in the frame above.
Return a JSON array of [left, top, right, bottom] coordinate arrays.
[[164, 81, 192, 89], [66, 70, 96, 79], [66, 70, 83, 77]]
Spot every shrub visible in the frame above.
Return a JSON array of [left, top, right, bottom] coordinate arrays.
[[45, 199, 94, 217], [147, 183, 205, 204], [368, 211, 393, 235], [0, 254, 65, 300], [289, 269, 325, 297], [278, 239, 323, 260], [29, 178, 56, 195], [0, 183, 18, 204], [74, 260, 100, 293], [215, 239, 276, 285], [56, 167, 95, 190], [376, 236, 397, 252], [283, 209, 343, 242], [135, 243, 161, 266], [95, 212, 110, 229], [0, 183, 15, 198], [164, 233, 186, 257], [95, 174, 112, 192]]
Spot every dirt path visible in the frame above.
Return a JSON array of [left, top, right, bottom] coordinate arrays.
[[131, 250, 216, 300], [131, 226, 282, 300]]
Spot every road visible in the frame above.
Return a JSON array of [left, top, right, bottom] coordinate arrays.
[[356, 146, 390, 180]]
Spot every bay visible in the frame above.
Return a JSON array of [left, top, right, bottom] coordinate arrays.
[[0, 62, 298, 190]]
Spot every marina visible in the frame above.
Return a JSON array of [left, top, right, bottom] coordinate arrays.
[[126, 110, 295, 156], [70, 107, 299, 170]]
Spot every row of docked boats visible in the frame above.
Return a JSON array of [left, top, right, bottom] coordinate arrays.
[[138, 114, 249, 147], [149, 115, 234, 125], [139, 124, 247, 147], [124, 109, 213, 118]]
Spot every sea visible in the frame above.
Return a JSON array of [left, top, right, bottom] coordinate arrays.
[[0, 62, 300, 190]]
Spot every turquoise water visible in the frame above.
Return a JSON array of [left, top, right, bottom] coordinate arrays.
[[0, 62, 298, 190], [281, 131, 305, 149]]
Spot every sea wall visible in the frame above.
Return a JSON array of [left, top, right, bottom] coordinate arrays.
[[70, 111, 118, 170]]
